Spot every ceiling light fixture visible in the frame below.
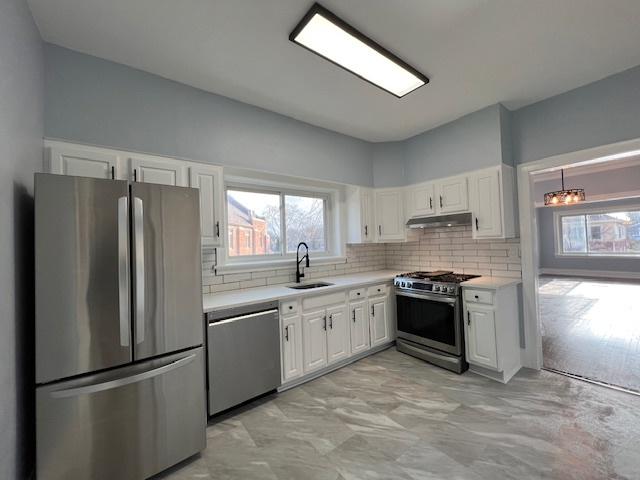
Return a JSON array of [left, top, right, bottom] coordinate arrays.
[[544, 169, 586, 206], [289, 3, 429, 98]]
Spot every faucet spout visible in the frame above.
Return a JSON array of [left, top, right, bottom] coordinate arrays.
[[296, 242, 310, 283]]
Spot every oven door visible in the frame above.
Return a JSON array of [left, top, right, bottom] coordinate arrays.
[[395, 290, 461, 355]]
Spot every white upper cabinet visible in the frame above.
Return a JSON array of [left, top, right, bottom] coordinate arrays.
[[405, 182, 435, 219], [46, 143, 120, 179], [129, 155, 187, 186], [468, 165, 516, 239], [346, 186, 374, 243], [374, 188, 405, 242], [189, 164, 224, 247], [436, 175, 468, 214]]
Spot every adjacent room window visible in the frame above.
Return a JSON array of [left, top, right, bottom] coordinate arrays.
[[226, 187, 329, 260], [555, 207, 640, 256]]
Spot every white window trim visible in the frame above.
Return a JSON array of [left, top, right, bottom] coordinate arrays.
[[553, 203, 640, 258], [217, 176, 345, 273]]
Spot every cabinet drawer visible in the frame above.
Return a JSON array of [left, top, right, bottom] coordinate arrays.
[[464, 289, 494, 305], [367, 284, 388, 297], [349, 288, 366, 300], [281, 300, 299, 315], [302, 292, 346, 311]]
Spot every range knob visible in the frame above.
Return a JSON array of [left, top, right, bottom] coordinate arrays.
[[433, 285, 440, 292], [401, 281, 406, 288], [406, 282, 412, 289], [447, 286, 455, 293]]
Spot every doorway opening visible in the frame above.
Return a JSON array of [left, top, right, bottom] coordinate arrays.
[[518, 138, 640, 394]]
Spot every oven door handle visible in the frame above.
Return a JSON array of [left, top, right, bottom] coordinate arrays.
[[395, 290, 457, 305]]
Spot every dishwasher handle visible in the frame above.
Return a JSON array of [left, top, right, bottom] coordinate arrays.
[[208, 308, 278, 326]]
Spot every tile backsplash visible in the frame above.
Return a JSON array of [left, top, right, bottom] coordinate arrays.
[[202, 243, 386, 294], [385, 226, 521, 278], [202, 227, 521, 294]]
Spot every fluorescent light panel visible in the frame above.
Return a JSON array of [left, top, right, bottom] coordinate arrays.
[[290, 4, 429, 98]]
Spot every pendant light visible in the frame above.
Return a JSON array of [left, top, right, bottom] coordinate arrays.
[[544, 169, 585, 206]]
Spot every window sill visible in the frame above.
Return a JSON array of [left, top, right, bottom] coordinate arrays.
[[215, 256, 347, 275], [555, 253, 640, 259]]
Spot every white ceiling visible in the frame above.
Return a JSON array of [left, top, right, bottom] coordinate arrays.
[[28, 0, 640, 142]]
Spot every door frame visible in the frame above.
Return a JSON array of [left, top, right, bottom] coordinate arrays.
[[517, 137, 640, 369]]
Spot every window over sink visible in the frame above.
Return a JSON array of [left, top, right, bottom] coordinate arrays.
[[225, 186, 330, 261]]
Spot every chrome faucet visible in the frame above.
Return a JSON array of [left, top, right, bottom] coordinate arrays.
[[296, 242, 309, 283]]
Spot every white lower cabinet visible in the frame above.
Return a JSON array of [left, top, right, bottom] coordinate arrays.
[[463, 283, 521, 383], [369, 296, 390, 347], [302, 310, 328, 374], [283, 282, 394, 384], [465, 305, 498, 369], [326, 305, 350, 364], [281, 313, 303, 382], [349, 300, 370, 355]]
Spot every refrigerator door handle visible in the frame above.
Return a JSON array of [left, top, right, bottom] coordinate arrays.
[[117, 196, 130, 347], [134, 196, 145, 344], [50, 353, 196, 399]]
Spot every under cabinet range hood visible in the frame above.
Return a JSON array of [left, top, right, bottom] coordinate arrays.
[[406, 213, 472, 229]]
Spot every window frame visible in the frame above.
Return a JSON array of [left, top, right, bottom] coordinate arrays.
[[553, 203, 640, 258], [222, 182, 334, 266]]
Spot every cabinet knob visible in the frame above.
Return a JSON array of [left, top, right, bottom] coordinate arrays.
[[474, 295, 479, 299], [289, 305, 293, 310]]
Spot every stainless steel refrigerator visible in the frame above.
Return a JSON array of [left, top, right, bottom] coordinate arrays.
[[35, 173, 206, 480]]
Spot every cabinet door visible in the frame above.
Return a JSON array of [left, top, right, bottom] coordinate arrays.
[[361, 189, 374, 243], [130, 156, 187, 186], [349, 300, 370, 355], [375, 189, 405, 241], [48, 145, 118, 179], [189, 165, 224, 247], [326, 305, 350, 364], [470, 169, 502, 238], [282, 314, 303, 382], [302, 311, 328, 373], [407, 183, 435, 218], [465, 306, 498, 370], [369, 297, 390, 347], [437, 176, 468, 213]]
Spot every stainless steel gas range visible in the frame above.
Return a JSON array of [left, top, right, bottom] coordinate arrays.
[[394, 271, 479, 374]]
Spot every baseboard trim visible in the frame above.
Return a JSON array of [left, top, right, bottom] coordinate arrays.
[[278, 341, 395, 392], [539, 268, 640, 281]]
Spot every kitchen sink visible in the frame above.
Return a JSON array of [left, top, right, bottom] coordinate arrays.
[[287, 282, 334, 290]]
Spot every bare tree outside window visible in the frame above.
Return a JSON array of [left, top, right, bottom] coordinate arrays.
[[285, 195, 326, 252]]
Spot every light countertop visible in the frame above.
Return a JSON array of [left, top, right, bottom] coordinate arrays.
[[202, 270, 402, 313], [461, 276, 522, 289]]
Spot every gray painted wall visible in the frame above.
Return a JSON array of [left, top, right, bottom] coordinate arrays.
[[44, 44, 374, 186], [403, 104, 505, 183], [0, 0, 44, 478], [512, 65, 640, 165], [372, 142, 405, 187], [537, 197, 640, 275]]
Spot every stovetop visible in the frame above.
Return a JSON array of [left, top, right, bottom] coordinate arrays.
[[399, 271, 480, 283], [394, 271, 481, 296]]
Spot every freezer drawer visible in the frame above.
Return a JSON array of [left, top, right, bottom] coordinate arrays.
[[208, 304, 281, 415], [36, 347, 206, 480]]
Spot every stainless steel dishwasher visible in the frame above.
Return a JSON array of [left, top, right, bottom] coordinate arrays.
[[207, 301, 281, 415]]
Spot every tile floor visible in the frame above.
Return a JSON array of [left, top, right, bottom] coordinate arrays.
[[157, 348, 640, 480], [539, 275, 640, 392]]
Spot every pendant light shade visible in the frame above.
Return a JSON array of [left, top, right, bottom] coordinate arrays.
[[544, 169, 585, 206]]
